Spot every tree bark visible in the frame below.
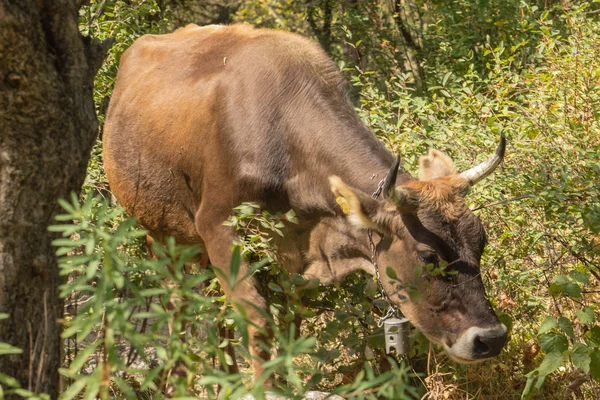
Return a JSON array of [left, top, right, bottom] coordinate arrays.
[[0, 0, 109, 397]]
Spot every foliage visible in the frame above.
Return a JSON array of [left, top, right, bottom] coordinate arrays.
[[0, 314, 51, 400], [224, 202, 299, 260], [350, 2, 600, 398], [51, 194, 237, 399], [45, 194, 422, 399]]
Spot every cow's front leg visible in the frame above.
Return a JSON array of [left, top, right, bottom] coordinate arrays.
[[195, 218, 272, 381]]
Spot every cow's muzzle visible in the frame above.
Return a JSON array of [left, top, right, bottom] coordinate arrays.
[[445, 324, 508, 363]]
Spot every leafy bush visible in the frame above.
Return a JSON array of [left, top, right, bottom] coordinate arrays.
[[49, 194, 423, 399], [53, 194, 244, 399], [350, 3, 600, 398], [0, 316, 51, 399]]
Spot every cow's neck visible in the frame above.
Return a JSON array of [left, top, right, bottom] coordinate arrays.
[[288, 104, 413, 207], [286, 97, 413, 282]]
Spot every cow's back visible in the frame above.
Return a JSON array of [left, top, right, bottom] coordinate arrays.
[[103, 24, 362, 244]]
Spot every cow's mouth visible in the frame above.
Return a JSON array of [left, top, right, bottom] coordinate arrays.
[[420, 324, 508, 364], [443, 347, 488, 364]]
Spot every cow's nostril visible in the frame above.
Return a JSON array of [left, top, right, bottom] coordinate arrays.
[[472, 328, 508, 358], [473, 336, 491, 356]]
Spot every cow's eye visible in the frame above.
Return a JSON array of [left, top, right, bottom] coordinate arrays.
[[418, 251, 439, 265], [428, 301, 449, 313]]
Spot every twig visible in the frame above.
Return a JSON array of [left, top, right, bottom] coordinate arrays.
[[340, 387, 380, 398], [473, 195, 530, 211], [28, 323, 34, 391], [126, 299, 151, 367], [35, 290, 49, 393]]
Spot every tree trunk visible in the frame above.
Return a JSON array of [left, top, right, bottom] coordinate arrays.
[[0, 0, 109, 397]]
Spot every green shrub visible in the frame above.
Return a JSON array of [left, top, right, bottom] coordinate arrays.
[[351, 3, 600, 398], [50, 194, 422, 399]]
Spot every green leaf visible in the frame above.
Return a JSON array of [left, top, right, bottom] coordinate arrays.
[[442, 71, 452, 86], [156, 346, 167, 361], [112, 375, 137, 400], [407, 285, 422, 303], [113, 272, 125, 289], [84, 237, 95, 255], [538, 316, 557, 334], [268, 282, 283, 293], [591, 351, 600, 382], [229, 246, 241, 290], [54, 213, 74, 222], [498, 312, 513, 332], [139, 288, 168, 297], [291, 274, 305, 286], [522, 371, 538, 400], [0, 342, 23, 355], [67, 341, 99, 373], [11, 388, 38, 397], [562, 282, 581, 298], [0, 373, 21, 388], [235, 204, 256, 216], [549, 282, 581, 298], [52, 238, 87, 247], [537, 351, 564, 379], [285, 209, 298, 224], [571, 344, 591, 374], [539, 332, 568, 354], [569, 270, 590, 284], [385, 266, 397, 280], [302, 278, 319, 290], [59, 376, 87, 400], [82, 369, 101, 398], [57, 197, 76, 214], [85, 260, 100, 279], [576, 307, 596, 324], [553, 275, 568, 285], [139, 366, 161, 391], [547, 283, 563, 297], [558, 317, 575, 339], [48, 224, 79, 234], [586, 326, 600, 347]]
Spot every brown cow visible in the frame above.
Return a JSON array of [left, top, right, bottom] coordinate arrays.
[[103, 24, 508, 377]]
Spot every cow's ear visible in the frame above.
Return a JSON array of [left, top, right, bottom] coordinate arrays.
[[329, 176, 380, 230], [419, 150, 457, 180]]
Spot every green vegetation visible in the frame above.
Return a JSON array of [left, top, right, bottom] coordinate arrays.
[[2, 0, 597, 398], [48, 195, 420, 399]]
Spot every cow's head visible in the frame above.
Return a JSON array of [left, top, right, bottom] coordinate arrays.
[[330, 135, 508, 363]]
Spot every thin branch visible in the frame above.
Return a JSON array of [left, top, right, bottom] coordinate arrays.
[[473, 195, 531, 211]]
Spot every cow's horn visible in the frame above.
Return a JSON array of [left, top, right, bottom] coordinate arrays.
[[383, 155, 400, 199], [383, 155, 417, 209], [460, 133, 506, 185]]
